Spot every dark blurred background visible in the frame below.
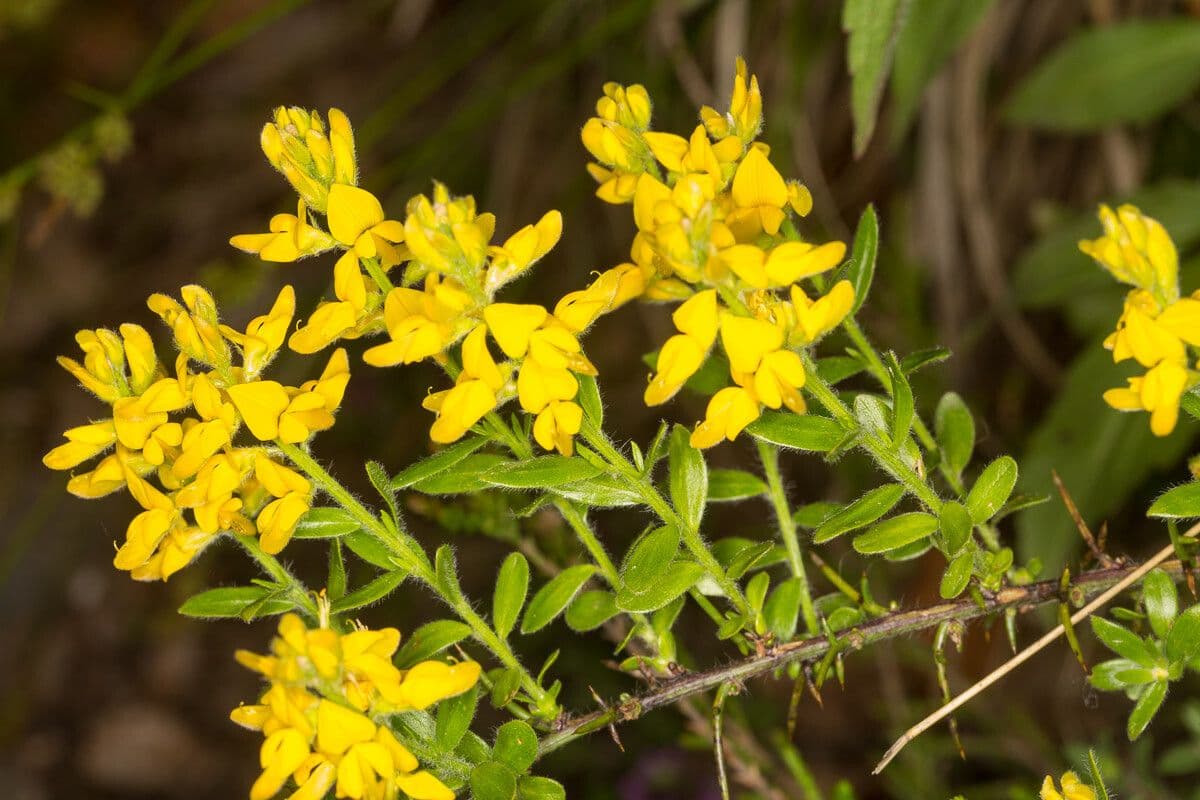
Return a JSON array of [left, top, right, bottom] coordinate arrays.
[[5, 1, 1200, 798]]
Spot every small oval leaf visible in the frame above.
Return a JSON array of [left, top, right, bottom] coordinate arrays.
[[521, 565, 595, 634], [492, 552, 530, 639], [813, 484, 906, 544], [852, 512, 939, 555], [746, 412, 846, 452], [966, 456, 1018, 523]]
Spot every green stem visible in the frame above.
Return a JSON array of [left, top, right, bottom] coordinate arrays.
[[361, 256, 395, 294], [800, 358, 943, 513], [275, 440, 553, 713], [580, 423, 750, 615], [754, 440, 819, 635], [232, 533, 318, 617], [556, 501, 621, 589], [842, 317, 938, 452]]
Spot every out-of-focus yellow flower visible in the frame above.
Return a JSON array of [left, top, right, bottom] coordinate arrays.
[[1104, 360, 1194, 437], [1040, 771, 1096, 800], [1080, 204, 1178, 306], [233, 614, 478, 800]]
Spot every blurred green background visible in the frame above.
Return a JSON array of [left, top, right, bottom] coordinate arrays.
[[6, 0, 1200, 797]]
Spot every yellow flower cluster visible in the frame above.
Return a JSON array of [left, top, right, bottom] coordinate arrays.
[[1081, 204, 1200, 436], [231, 108, 636, 455], [43, 285, 347, 579], [582, 60, 852, 448], [232, 614, 480, 800], [1039, 771, 1096, 800]]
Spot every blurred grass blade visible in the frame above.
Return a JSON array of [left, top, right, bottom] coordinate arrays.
[[843, 0, 911, 155]]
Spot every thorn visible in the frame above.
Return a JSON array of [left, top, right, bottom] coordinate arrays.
[[1052, 471, 1114, 567], [588, 686, 624, 753], [803, 664, 824, 708]]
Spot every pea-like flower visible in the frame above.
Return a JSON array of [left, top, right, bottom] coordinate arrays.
[[1039, 771, 1096, 800]]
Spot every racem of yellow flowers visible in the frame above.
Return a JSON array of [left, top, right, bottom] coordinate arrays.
[[581, 59, 853, 448], [232, 613, 480, 800], [1081, 204, 1200, 436]]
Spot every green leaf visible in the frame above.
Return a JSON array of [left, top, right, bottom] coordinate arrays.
[[177, 586, 292, 619], [747, 412, 846, 452], [565, 589, 618, 632], [794, 501, 841, 529], [886, 352, 914, 445], [616, 561, 706, 613], [1149, 482, 1200, 519], [764, 577, 804, 640], [343, 530, 397, 571], [1167, 606, 1200, 664], [395, 620, 473, 668], [621, 526, 681, 593], [483, 456, 601, 490], [1005, 20, 1200, 131], [707, 469, 768, 502], [839, 205, 879, 312], [365, 460, 399, 521], [813, 483, 906, 544], [890, 0, 993, 140], [489, 668, 522, 708], [1127, 680, 1169, 740], [517, 776, 567, 800], [746, 571, 770, 615], [1143, 569, 1179, 639], [816, 355, 866, 384], [668, 425, 707, 531], [1090, 658, 1147, 691], [471, 761, 519, 800], [553, 474, 642, 507], [852, 512, 939, 555], [493, 552, 530, 639], [1091, 616, 1156, 665], [435, 683, 478, 751], [577, 374, 603, 425], [900, 346, 952, 375], [966, 456, 1018, 523], [329, 570, 406, 613], [292, 506, 361, 539], [939, 500, 973, 555], [940, 548, 974, 599], [521, 565, 595, 634], [327, 540, 346, 601], [725, 542, 781, 580], [412, 453, 512, 494], [843, 0, 910, 155], [493, 721, 538, 773], [391, 437, 486, 489], [435, 545, 465, 604], [935, 392, 975, 479]]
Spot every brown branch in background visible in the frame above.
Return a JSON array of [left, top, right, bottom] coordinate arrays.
[[538, 557, 1188, 757], [652, 0, 713, 108], [1052, 470, 1115, 568], [952, 2, 1063, 387]]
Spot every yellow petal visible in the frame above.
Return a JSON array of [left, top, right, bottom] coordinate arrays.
[[316, 700, 376, 757], [672, 289, 719, 346], [484, 303, 548, 359], [395, 771, 455, 800], [720, 315, 783, 374], [732, 146, 787, 212], [765, 241, 846, 286], [327, 184, 385, 246], [396, 660, 482, 710], [225, 381, 290, 441]]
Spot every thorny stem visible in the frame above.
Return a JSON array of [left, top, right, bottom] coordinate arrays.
[[536, 558, 1192, 756], [800, 355, 944, 514], [276, 440, 553, 712], [580, 421, 750, 615], [755, 439, 819, 635]]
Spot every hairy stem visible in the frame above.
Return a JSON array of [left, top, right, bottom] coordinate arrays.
[[276, 440, 553, 712], [755, 439, 819, 635]]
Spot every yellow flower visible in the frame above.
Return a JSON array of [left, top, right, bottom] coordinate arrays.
[[789, 280, 855, 345], [595, 81, 652, 130], [362, 276, 470, 367], [485, 209, 563, 293], [424, 326, 503, 444], [700, 57, 762, 142], [1040, 771, 1097, 800], [220, 285, 295, 377], [691, 386, 761, 449], [1104, 360, 1194, 437], [259, 106, 359, 212], [326, 184, 405, 265], [234, 615, 477, 800], [229, 199, 335, 263], [534, 399, 584, 455], [1080, 204, 1178, 306], [729, 145, 788, 238]]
